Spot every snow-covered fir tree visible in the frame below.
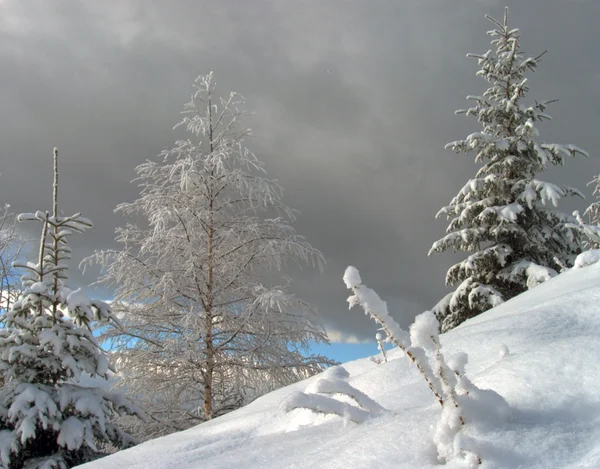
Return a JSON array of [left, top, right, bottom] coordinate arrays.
[[429, 9, 587, 332], [87, 73, 334, 439], [0, 149, 143, 469]]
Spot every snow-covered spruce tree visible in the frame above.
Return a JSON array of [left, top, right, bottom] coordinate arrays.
[[87, 73, 334, 439], [0, 149, 143, 469], [429, 8, 587, 332]]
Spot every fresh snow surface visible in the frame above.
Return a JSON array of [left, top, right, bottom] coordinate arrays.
[[82, 263, 600, 469], [573, 249, 600, 270]]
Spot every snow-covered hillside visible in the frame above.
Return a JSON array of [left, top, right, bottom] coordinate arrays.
[[81, 263, 600, 469]]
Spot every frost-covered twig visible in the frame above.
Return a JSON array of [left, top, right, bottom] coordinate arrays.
[[375, 332, 387, 363], [410, 311, 464, 425], [447, 352, 473, 396], [0, 202, 26, 315], [567, 210, 600, 250]]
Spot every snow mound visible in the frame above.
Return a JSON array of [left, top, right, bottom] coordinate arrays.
[[81, 263, 600, 469], [573, 249, 600, 269]]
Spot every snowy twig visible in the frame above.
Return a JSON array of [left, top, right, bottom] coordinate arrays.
[[375, 332, 387, 363], [343, 267, 444, 407]]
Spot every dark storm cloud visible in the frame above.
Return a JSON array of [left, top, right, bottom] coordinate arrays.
[[1, 0, 599, 340]]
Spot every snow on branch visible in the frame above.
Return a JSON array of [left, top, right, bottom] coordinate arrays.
[[343, 267, 443, 405], [498, 260, 557, 290]]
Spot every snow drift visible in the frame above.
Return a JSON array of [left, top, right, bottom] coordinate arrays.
[[81, 261, 600, 469]]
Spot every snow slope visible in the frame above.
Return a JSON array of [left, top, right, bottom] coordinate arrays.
[[81, 263, 600, 469]]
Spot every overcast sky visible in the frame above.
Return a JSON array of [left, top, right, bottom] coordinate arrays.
[[1, 0, 599, 343]]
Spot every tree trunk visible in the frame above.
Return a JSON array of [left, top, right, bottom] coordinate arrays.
[[203, 362, 213, 419], [203, 92, 216, 421]]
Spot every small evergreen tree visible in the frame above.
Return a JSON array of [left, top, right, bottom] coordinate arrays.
[[0, 149, 143, 469], [429, 8, 587, 332]]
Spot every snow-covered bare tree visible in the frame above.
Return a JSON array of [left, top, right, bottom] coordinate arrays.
[[0, 202, 26, 315], [429, 8, 587, 332], [0, 149, 143, 469], [567, 210, 600, 250], [87, 73, 334, 439], [585, 176, 600, 237], [567, 176, 600, 249]]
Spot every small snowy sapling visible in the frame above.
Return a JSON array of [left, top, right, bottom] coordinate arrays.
[[344, 266, 486, 466], [0, 149, 143, 469]]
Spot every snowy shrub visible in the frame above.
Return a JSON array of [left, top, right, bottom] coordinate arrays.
[[343, 266, 511, 466], [429, 8, 586, 332], [572, 250, 600, 270], [0, 149, 143, 469]]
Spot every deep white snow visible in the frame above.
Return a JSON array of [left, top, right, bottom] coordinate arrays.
[[81, 262, 600, 469]]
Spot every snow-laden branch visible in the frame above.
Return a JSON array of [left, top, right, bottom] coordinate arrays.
[[343, 267, 444, 405]]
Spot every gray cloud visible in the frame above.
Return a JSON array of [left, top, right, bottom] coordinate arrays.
[[1, 0, 599, 339]]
